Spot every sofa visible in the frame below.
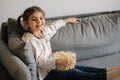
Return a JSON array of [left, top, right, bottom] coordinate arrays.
[[0, 10, 120, 80]]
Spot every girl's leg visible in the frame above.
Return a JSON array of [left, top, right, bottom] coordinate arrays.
[[76, 64, 120, 80], [75, 65, 106, 80], [75, 64, 106, 73], [44, 65, 106, 80]]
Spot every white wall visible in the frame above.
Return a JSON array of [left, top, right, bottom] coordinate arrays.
[[0, 0, 120, 26]]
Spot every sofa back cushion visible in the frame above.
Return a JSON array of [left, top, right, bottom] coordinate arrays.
[[50, 13, 120, 61]]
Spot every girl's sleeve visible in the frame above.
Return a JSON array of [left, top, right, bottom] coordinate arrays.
[[30, 40, 55, 69], [22, 33, 56, 70], [28, 37, 56, 69], [37, 55, 56, 70], [43, 19, 66, 39]]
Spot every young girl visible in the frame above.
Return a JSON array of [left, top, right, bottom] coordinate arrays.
[[17, 6, 120, 80]]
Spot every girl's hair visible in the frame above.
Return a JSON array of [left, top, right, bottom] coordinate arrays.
[[17, 6, 45, 29]]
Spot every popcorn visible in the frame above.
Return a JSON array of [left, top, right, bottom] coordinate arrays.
[[52, 51, 76, 71]]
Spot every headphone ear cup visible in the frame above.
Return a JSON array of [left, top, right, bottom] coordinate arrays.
[[20, 20, 30, 31], [18, 15, 29, 32]]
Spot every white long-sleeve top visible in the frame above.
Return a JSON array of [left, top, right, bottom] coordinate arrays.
[[22, 20, 66, 80]]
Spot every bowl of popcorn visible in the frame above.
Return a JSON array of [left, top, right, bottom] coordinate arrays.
[[52, 51, 76, 71]]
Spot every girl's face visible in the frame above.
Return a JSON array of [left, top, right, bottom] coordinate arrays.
[[24, 11, 45, 33]]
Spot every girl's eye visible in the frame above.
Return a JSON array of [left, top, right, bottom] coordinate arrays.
[[40, 17, 43, 20], [31, 17, 44, 21], [32, 18, 37, 21]]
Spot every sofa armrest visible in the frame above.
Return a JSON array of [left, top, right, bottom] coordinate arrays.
[[0, 39, 31, 80]]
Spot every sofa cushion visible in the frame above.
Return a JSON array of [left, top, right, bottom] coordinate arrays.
[[50, 13, 120, 61], [1, 22, 8, 44], [8, 31, 37, 80], [0, 28, 1, 39], [7, 18, 25, 36]]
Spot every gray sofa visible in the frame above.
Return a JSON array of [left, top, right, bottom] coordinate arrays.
[[0, 10, 120, 80]]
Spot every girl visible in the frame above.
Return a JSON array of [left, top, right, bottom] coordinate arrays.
[[17, 6, 120, 80]]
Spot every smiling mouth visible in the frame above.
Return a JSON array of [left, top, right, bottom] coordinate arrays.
[[36, 25, 43, 29], [36, 26, 41, 27]]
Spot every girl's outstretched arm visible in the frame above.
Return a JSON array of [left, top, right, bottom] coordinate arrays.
[[64, 17, 79, 24]]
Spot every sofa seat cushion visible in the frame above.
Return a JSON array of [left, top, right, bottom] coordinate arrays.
[[77, 52, 120, 68]]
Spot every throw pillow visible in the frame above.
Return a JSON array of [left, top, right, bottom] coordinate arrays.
[[8, 31, 37, 80], [7, 18, 25, 36]]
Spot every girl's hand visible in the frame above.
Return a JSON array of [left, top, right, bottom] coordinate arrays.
[[55, 58, 74, 69], [64, 17, 79, 24]]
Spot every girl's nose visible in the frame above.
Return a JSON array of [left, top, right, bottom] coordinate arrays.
[[37, 19, 41, 23], [37, 20, 44, 25], [37, 20, 42, 25]]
